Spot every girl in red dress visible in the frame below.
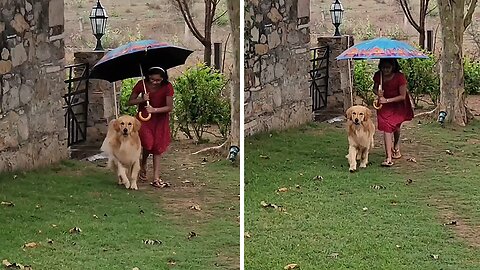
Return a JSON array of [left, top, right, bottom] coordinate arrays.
[[373, 58, 414, 167], [127, 67, 173, 187]]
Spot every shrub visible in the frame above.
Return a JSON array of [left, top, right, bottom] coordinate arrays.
[[464, 57, 480, 95], [119, 78, 138, 116], [399, 54, 439, 106], [353, 60, 376, 105], [172, 63, 230, 142]]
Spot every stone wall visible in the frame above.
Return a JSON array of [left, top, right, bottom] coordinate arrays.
[[0, 0, 67, 172], [244, 0, 312, 136], [74, 51, 119, 146], [317, 35, 354, 115]]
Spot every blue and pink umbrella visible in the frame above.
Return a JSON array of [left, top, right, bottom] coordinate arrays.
[[336, 37, 428, 60]]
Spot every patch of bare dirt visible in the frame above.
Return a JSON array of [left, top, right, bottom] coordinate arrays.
[[433, 201, 480, 248]]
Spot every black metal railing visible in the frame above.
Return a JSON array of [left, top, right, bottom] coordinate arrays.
[[309, 46, 329, 111]]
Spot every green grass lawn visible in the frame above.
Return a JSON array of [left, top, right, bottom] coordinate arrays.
[[245, 120, 480, 270], [0, 159, 239, 270]]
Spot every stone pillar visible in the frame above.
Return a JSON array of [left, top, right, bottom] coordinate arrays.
[[74, 51, 120, 145], [317, 35, 354, 113]]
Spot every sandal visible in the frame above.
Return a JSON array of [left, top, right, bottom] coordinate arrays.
[[381, 160, 394, 167], [392, 149, 402, 159], [150, 179, 171, 188], [138, 169, 147, 182]]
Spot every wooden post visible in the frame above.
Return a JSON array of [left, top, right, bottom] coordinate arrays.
[[214, 42, 222, 71], [426, 30, 433, 52]]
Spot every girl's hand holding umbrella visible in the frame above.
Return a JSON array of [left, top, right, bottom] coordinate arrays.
[[373, 85, 383, 110], [138, 92, 152, 121]]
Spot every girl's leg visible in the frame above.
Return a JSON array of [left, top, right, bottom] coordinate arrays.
[[152, 154, 161, 182], [393, 128, 402, 159], [384, 132, 394, 163], [139, 149, 149, 181]]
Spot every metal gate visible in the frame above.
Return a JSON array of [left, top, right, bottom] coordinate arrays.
[[63, 63, 89, 146], [309, 46, 329, 111]]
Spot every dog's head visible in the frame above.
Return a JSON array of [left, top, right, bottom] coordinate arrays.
[[346, 105, 371, 125], [112, 115, 141, 136]]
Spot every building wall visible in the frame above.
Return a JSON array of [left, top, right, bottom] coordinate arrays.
[[244, 0, 312, 136], [0, 0, 67, 172]]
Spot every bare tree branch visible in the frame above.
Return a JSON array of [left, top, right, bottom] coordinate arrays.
[[213, 10, 228, 23], [397, 0, 420, 30], [464, 0, 478, 30], [426, 4, 438, 15], [175, 0, 206, 44]]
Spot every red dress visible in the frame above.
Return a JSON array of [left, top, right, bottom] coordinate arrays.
[[132, 80, 174, 155], [373, 72, 414, 133]]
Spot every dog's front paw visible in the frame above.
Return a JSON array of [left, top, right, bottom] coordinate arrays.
[[130, 183, 138, 190], [349, 167, 356, 173], [359, 163, 367, 168], [123, 181, 131, 189]]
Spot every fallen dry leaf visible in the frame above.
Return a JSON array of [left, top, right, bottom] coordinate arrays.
[[51, 224, 57, 228], [362, 207, 368, 211], [295, 185, 301, 189], [132, 267, 140, 270], [370, 184, 386, 190], [47, 239, 54, 244], [328, 253, 339, 258], [2, 259, 32, 269], [93, 214, 99, 219], [446, 150, 454, 155], [430, 254, 439, 260], [277, 187, 288, 192], [190, 204, 202, 211], [407, 157, 417, 163], [244, 231, 251, 238], [284, 263, 299, 269], [405, 179, 413, 185], [69, 227, 82, 234], [143, 239, 162, 245], [396, 244, 401, 248], [23, 242, 38, 248], [187, 231, 197, 239], [444, 220, 457, 226], [312, 175, 323, 181], [259, 154, 270, 159], [167, 259, 176, 265], [1, 201, 14, 207]]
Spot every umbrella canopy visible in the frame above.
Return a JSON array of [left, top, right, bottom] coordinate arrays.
[[336, 37, 428, 60], [89, 40, 194, 82]]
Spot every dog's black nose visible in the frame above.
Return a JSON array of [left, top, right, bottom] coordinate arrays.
[[354, 118, 359, 123], [123, 128, 128, 134]]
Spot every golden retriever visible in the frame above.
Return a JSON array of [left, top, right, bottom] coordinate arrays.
[[345, 105, 375, 172], [100, 115, 142, 190]]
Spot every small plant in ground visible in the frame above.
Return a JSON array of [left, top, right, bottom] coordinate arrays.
[[173, 63, 230, 142]]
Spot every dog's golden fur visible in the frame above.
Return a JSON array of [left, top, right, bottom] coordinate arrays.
[[345, 105, 375, 172], [101, 115, 142, 190]]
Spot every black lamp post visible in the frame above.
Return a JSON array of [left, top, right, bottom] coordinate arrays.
[[330, 0, 344, 37], [89, 0, 108, 51]]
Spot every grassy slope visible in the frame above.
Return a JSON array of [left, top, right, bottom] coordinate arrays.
[[0, 160, 239, 270], [245, 120, 480, 270]]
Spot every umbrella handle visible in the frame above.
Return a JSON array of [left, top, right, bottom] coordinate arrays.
[[138, 100, 152, 121], [138, 64, 152, 121], [374, 72, 383, 110]]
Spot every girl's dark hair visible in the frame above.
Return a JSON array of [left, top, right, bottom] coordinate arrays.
[[378, 58, 401, 73], [147, 67, 169, 85]]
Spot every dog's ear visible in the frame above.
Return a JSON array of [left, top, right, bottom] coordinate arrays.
[[112, 118, 121, 132], [345, 107, 353, 120], [364, 108, 372, 121], [133, 117, 142, 133]]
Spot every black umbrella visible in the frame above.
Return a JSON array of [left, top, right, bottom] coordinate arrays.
[[89, 40, 193, 121], [89, 40, 194, 82]]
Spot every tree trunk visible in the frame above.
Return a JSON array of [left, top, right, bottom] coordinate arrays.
[[204, 41, 212, 66], [227, 0, 240, 158], [418, 0, 425, 48], [437, 0, 467, 126]]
